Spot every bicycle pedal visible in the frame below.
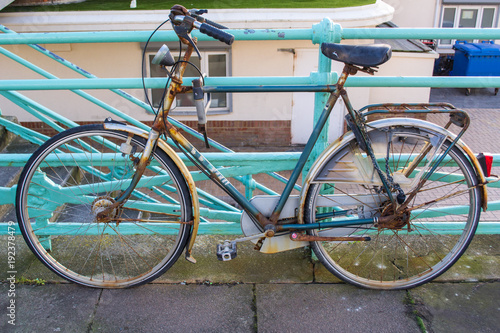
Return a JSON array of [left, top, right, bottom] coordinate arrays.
[[216, 240, 237, 261]]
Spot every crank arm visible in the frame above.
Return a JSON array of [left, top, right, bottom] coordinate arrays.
[[231, 232, 267, 243]]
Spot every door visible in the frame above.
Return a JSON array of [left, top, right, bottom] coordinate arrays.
[[291, 49, 346, 145]]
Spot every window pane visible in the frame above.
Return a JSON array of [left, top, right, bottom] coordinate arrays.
[[181, 56, 201, 78], [208, 54, 227, 76], [481, 8, 495, 28], [459, 9, 478, 28], [148, 55, 201, 108], [441, 8, 456, 45], [149, 52, 229, 111], [208, 54, 227, 108], [210, 93, 227, 108], [459, 9, 478, 43], [442, 8, 456, 28], [175, 56, 200, 107], [149, 54, 167, 108]]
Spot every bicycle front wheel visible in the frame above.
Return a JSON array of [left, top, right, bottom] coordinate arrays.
[[303, 123, 481, 289], [16, 124, 192, 288]]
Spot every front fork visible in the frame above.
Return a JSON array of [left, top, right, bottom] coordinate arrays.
[[114, 130, 160, 202], [106, 44, 193, 209], [95, 129, 160, 219]]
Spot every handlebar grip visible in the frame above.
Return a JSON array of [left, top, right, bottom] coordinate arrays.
[[199, 23, 234, 45]]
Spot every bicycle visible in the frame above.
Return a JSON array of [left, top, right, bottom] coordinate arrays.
[[15, 5, 494, 290]]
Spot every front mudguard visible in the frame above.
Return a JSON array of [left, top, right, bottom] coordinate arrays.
[[103, 122, 200, 262], [298, 117, 488, 224]]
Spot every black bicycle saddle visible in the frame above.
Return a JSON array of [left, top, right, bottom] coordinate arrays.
[[321, 43, 392, 67]]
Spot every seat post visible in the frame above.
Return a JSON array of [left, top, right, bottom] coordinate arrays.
[[336, 64, 358, 91]]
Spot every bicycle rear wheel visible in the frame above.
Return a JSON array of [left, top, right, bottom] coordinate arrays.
[[303, 123, 481, 289], [16, 124, 192, 288]]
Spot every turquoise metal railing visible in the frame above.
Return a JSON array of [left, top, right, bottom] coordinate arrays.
[[1, 19, 500, 235]]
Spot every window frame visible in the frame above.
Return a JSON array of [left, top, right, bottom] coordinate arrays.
[[145, 43, 232, 115], [439, 4, 498, 48]]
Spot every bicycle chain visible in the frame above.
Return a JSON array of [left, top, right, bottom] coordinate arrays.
[[385, 136, 406, 203]]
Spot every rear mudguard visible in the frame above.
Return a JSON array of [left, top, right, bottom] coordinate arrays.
[[103, 122, 200, 262], [298, 117, 488, 224]]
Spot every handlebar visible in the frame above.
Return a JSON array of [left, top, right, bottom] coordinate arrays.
[[172, 9, 234, 46], [198, 23, 234, 45], [167, 5, 233, 147], [189, 8, 229, 30]]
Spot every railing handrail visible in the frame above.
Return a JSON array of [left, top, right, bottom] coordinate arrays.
[[1, 27, 500, 44], [2, 76, 500, 91]]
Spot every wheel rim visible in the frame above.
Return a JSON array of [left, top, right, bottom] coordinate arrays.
[[18, 127, 190, 288], [306, 125, 480, 289]]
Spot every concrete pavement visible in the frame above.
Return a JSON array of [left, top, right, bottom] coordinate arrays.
[[1, 233, 499, 332]]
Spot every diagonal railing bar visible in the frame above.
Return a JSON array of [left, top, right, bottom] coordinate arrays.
[[0, 115, 48, 145], [0, 24, 298, 204], [0, 90, 76, 132], [0, 24, 295, 158]]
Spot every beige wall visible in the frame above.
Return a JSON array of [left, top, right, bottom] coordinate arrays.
[[0, 4, 400, 125], [1, 40, 314, 123], [212, 40, 311, 123], [0, 39, 437, 127], [383, 0, 439, 27], [366, 51, 438, 105], [0, 42, 147, 122]]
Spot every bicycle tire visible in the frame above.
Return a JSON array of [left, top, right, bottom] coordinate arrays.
[[303, 123, 481, 289], [16, 124, 192, 288]]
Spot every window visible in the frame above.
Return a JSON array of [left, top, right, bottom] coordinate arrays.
[[148, 50, 230, 114], [440, 5, 497, 47]]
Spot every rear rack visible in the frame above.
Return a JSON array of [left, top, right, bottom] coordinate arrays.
[[359, 102, 470, 130]]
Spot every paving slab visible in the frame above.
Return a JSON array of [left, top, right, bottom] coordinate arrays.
[[433, 235, 500, 283], [314, 235, 500, 284], [0, 236, 66, 283], [157, 235, 314, 284], [0, 236, 37, 282], [256, 284, 420, 333], [0, 283, 100, 332], [430, 87, 500, 109], [410, 282, 500, 333], [92, 284, 255, 332]]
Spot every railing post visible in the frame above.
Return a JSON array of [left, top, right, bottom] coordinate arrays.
[[243, 174, 257, 199], [309, 18, 342, 168]]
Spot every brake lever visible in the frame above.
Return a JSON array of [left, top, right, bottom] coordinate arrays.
[[189, 8, 208, 16], [193, 78, 211, 148], [172, 16, 202, 59], [188, 8, 229, 30]]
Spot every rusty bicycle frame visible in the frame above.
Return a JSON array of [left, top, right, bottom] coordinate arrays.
[[94, 12, 487, 261]]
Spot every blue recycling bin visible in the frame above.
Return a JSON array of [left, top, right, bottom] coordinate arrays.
[[450, 41, 500, 95], [451, 41, 500, 76]]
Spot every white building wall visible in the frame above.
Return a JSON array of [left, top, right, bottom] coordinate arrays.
[[0, 42, 147, 122], [383, 0, 439, 27], [366, 51, 438, 105]]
